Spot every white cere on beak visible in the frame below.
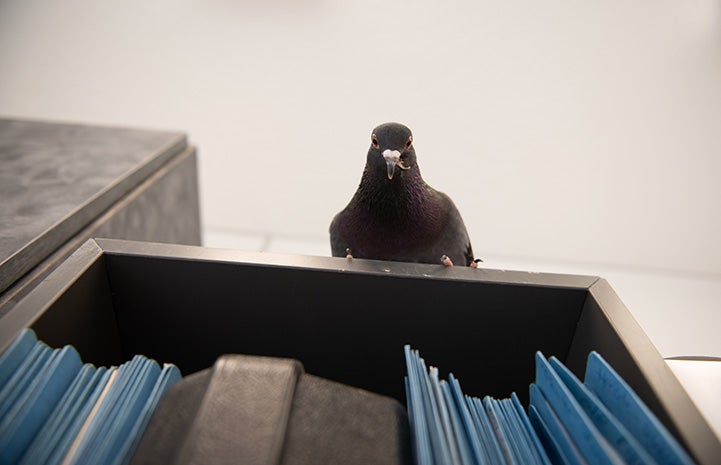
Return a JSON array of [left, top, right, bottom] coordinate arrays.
[[382, 149, 401, 180]]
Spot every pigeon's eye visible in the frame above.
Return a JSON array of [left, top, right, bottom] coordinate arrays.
[[371, 135, 379, 148], [405, 137, 413, 149]]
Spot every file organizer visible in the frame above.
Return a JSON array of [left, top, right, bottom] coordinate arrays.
[[404, 345, 553, 465], [0, 330, 409, 465], [1, 238, 719, 464], [0, 328, 181, 465], [405, 347, 697, 465]]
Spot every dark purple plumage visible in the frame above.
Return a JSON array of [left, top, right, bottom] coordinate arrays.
[[329, 122, 476, 266]]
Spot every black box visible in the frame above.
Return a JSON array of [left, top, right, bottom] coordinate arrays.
[[1, 238, 718, 464]]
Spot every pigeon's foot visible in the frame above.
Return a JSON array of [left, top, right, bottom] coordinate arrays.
[[345, 248, 354, 259], [442, 256, 483, 267]]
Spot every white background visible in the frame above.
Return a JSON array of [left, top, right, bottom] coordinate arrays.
[[1, 0, 720, 358]]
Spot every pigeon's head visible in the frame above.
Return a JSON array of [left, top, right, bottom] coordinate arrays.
[[367, 122, 417, 180]]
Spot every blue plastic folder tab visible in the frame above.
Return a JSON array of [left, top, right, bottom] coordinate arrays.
[[584, 352, 695, 465], [404, 346, 696, 465], [0, 329, 181, 465], [404, 345, 551, 465]]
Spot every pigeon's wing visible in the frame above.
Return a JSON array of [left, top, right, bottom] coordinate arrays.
[[429, 192, 475, 266], [329, 212, 349, 257]]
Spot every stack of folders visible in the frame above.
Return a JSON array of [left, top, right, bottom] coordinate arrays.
[[404, 345, 696, 465], [0, 329, 181, 465]]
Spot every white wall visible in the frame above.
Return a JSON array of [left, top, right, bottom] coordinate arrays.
[[1, 0, 720, 276]]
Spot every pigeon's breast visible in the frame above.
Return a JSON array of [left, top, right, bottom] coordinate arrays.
[[340, 197, 449, 263]]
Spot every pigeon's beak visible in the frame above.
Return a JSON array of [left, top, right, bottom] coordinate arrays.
[[382, 149, 401, 180]]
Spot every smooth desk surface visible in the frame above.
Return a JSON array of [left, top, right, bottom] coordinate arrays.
[[667, 359, 721, 442]]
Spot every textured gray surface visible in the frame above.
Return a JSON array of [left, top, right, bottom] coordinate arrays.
[[0, 118, 187, 293], [280, 374, 411, 465], [130, 356, 410, 465], [0, 146, 201, 317]]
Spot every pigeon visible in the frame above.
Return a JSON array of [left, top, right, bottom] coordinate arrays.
[[329, 122, 478, 267]]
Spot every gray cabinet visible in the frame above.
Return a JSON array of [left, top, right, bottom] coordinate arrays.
[[0, 118, 201, 315]]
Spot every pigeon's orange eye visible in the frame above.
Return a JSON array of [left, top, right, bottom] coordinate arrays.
[[405, 137, 413, 149], [371, 135, 379, 148]]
